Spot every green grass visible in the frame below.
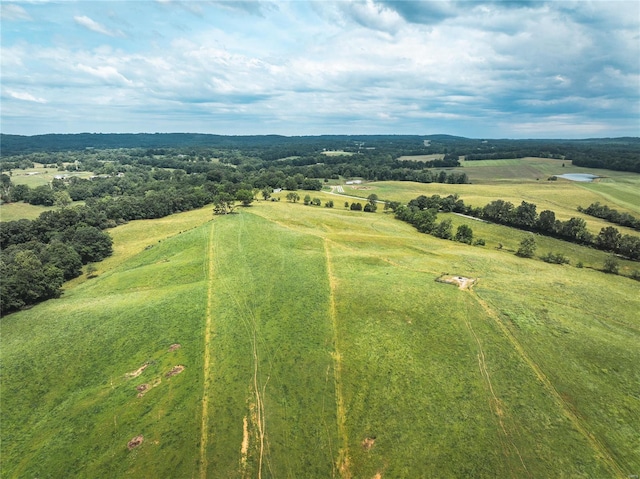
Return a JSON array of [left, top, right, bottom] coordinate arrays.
[[6, 165, 92, 188], [0, 202, 55, 221], [2, 183, 639, 477]]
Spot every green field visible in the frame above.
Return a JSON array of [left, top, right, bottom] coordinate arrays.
[[0, 201, 55, 221], [2, 161, 640, 477], [5, 164, 92, 188]]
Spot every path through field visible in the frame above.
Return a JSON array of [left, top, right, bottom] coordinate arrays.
[[200, 223, 215, 479], [199, 212, 339, 478], [470, 290, 624, 478]]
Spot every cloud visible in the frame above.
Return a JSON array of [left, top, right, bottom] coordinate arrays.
[[76, 64, 133, 86], [1, 4, 32, 21], [6, 90, 47, 103], [1, 1, 638, 137], [74, 15, 124, 37], [339, 0, 404, 33]]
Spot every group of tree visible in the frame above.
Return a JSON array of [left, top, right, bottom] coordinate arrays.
[[478, 199, 640, 260], [392, 196, 485, 246], [1, 209, 113, 314], [578, 202, 640, 231], [390, 194, 640, 261]]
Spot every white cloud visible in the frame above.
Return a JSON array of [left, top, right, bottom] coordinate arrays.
[[1, 4, 32, 21], [76, 64, 134, 86], [6, 90, 47, 103], [74, 15, 123, 38]]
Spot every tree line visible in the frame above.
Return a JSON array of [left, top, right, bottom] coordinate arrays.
[[578, 202, 640, 231], [391, 194, 640, 261]]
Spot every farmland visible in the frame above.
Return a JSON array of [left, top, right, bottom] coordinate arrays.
[[1, 149, 640, 477]]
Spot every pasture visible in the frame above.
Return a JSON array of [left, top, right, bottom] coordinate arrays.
[[5, 164, 92, 188], [2, 158, 639, 477], [0, 201, 54, 221]]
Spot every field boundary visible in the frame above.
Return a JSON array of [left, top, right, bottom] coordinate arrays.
[[324, 238, 350, 479], [470, 290, 625, 478], [199, 223, 215, 479]]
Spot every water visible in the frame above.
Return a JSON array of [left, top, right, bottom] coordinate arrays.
[[555, 173, 600, 182]]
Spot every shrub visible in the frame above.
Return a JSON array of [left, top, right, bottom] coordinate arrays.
[[541, 252, 570, 265]]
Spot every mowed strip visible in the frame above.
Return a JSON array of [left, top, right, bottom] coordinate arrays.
[[204, 211, 339, 477]]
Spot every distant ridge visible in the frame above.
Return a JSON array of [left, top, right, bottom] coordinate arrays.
[[2, 132, 638, 156]]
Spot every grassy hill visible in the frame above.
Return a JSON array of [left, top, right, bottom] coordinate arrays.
[[2, 172, 639, 477]]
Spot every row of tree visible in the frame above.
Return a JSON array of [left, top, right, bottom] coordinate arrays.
[[578, 202, 640, 231], [391, 194, 640, 260]]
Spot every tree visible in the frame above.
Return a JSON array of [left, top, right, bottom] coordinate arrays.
[[512, 201, 537, 228], [454, 224, 474, 244], [286, 192, 300, 203], [367, 194, 379, 212], [304, 194, 311, 205], [261, 187, 272, 201], [284, 177, 298, 190], [69, 226, 113, 263], [596, 226, 621, 252], [43, 240, 83, 279], [350, 202, 362, 211], [433, 219, 453, 239], [536, 210, 557, 233], [236, 189, 254, 206], [619, 234, 640, 260], [312, 198, 321, 206], [54, 190, 72, 208], [28, 185, 55, 206], [325, 200, 334, 208], [213, 192, 235, 214], [603, 255, 619, 274], [516, 234, 537, 258]]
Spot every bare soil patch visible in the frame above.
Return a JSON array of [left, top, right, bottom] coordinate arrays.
[[127, 435, 144, 450], [125, 363, 148, 379], [168, 343, 181, 352], [362, 436, 376, 451], [165, 365, 185, 378], [136, 379, 161, 398], [436, 274, 476, 290]]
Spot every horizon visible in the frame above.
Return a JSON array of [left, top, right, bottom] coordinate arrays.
[[2, 132, 640, 141], [2, 1, 639, 139]]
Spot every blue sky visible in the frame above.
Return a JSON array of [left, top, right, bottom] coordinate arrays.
[[1, 1, 639, 138]]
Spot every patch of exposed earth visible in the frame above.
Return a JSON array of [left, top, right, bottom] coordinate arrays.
[[127, 435, 144, 450], [165, 365, 185, 378], [436, 274, 476, 290]]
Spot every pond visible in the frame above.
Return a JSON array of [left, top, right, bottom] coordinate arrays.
[[555, 173, 600, 182]]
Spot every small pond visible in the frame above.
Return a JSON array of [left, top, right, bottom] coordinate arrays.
[[555, 173, 600, 182]]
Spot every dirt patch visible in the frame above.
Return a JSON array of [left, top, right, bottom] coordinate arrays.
[[372, 473, 383, 479], [436, 274, 476, 290], [127, 435, 144, 450], [125, 363, 148, 379], [362, 436, 376, 451], [136, 379, 161, 398], [168, 343, 181, 352], [165, 365, 185, 378]]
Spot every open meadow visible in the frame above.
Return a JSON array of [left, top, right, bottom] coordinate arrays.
[[1, 159, 639, 478]]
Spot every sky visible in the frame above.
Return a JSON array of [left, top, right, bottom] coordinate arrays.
[[1, 1, 639, 138]]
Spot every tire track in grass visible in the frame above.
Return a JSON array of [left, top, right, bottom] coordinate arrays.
[[462, 299, 530, 478], [470, 290, 625, 478], [324, 238, 350, 479], [200, 222, 215, 479]]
